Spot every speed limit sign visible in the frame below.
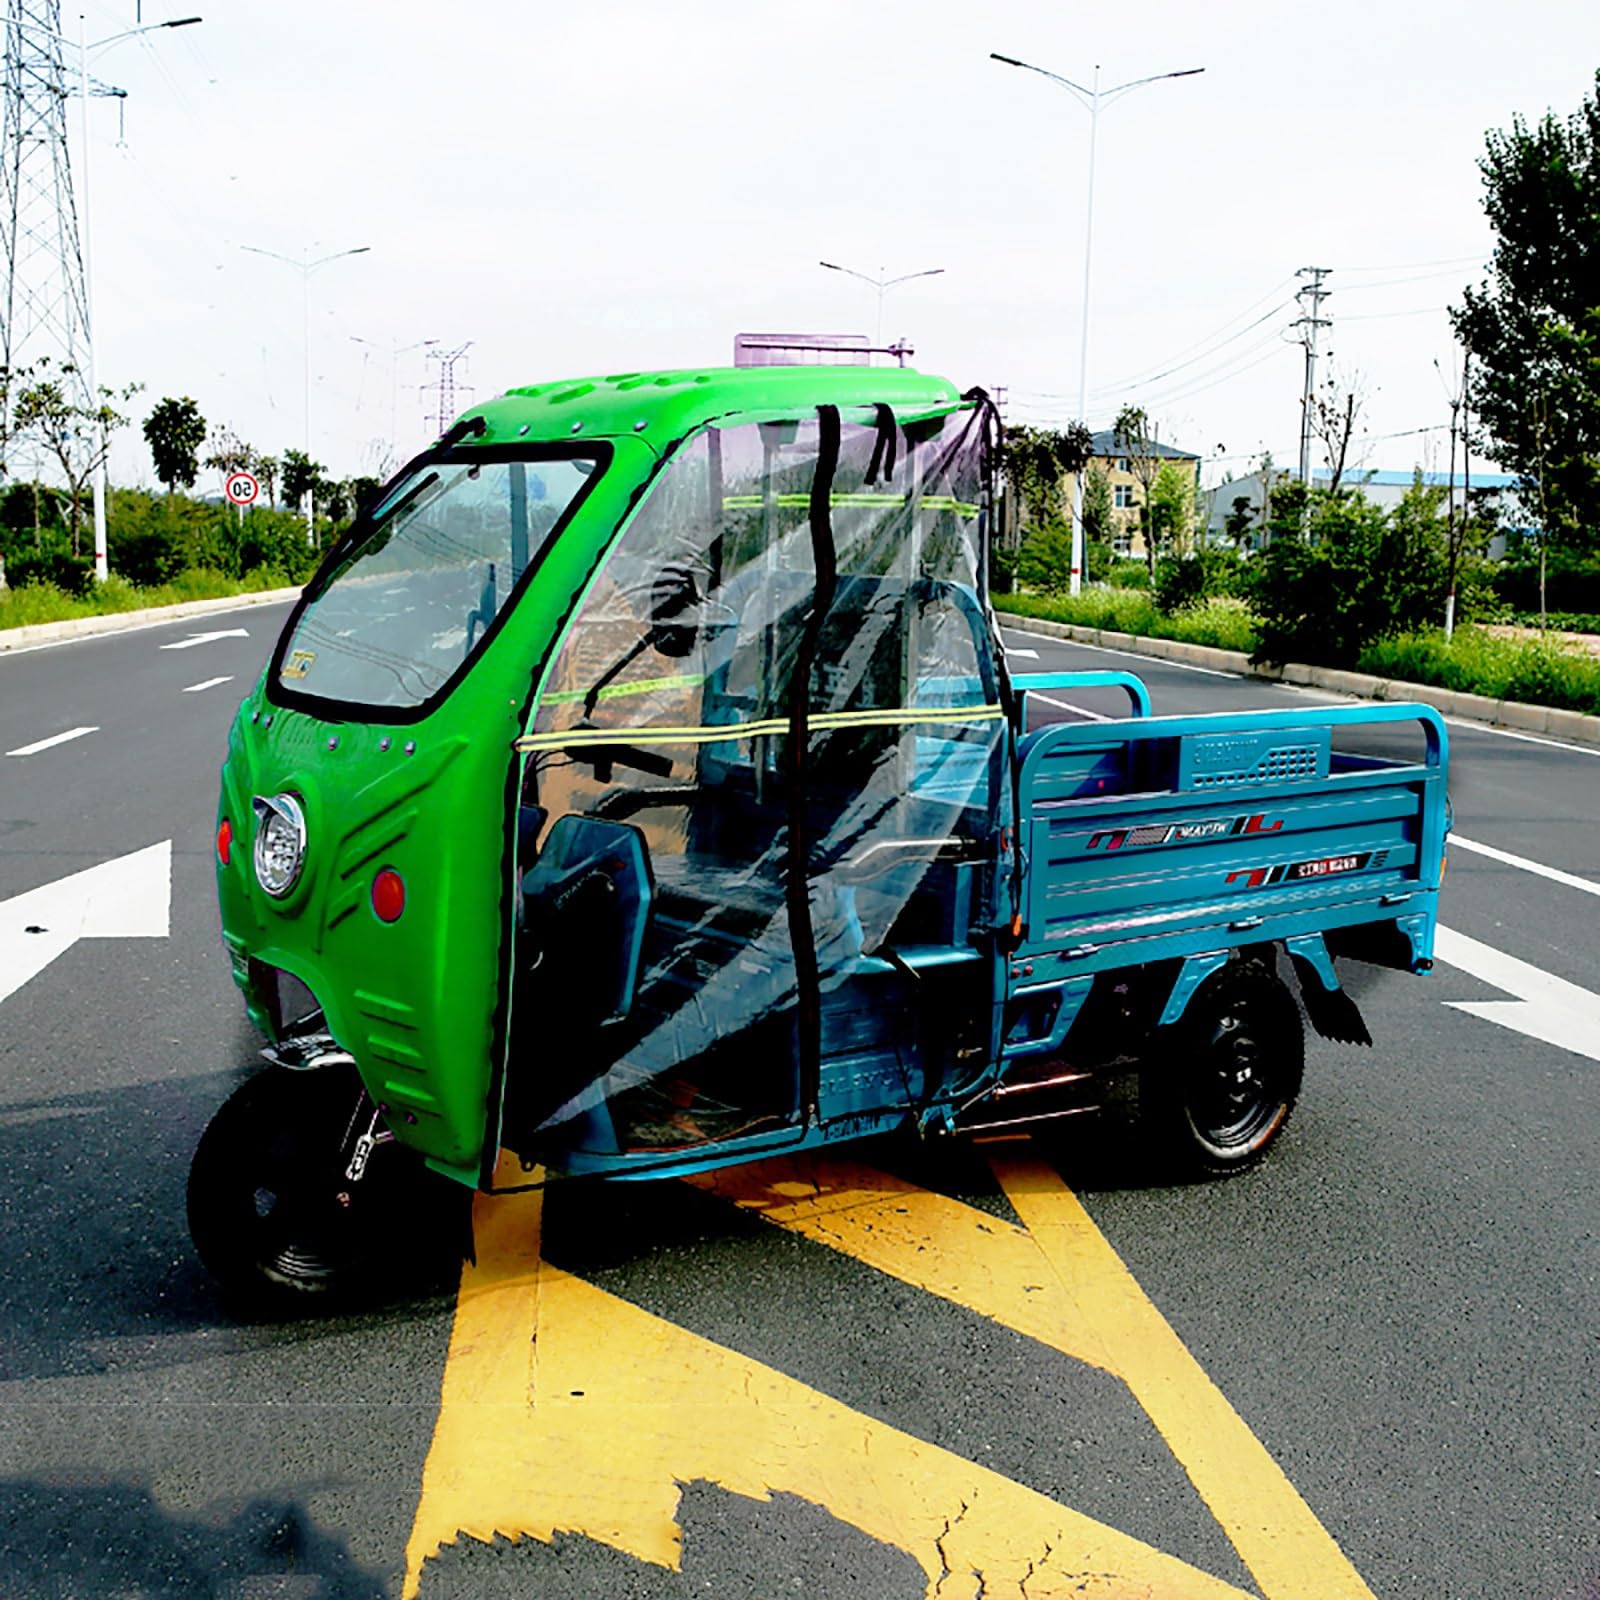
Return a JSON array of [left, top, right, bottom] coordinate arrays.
[[224, 471, 261, 508]]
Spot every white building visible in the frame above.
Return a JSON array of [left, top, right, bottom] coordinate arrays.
[[1202, 468, 1525, 550]]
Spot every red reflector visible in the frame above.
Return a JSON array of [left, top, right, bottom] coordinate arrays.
[[216, 817, 232, 866], [371, 868, 406, 923]]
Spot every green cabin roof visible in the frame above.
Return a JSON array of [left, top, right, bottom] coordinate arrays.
[[461, 365, 968, 451]]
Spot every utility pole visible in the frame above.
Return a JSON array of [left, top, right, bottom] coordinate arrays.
[[422, 342, 473, 439], [1444, 346, 1471, 641], [1293, 266, 1332, 507]]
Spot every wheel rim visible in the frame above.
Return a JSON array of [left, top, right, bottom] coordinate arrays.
[[1186, 999, 1287, 1151], [245, 1137, 354, 1289]]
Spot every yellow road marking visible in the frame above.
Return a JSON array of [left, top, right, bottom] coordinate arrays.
[[698, 1151, 1377, 1600], [404, 1167, 1255, 1599], [686, 1155, 1115, 1372], [990, 1155, 1376, 1600]]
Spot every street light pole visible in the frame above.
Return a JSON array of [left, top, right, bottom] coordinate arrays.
[[242, 243, 370, 543], [990, 51, 1203, 595], [818, 260, 945, 349], [56, 13, 203, 581]]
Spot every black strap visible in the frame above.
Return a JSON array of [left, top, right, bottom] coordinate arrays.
[[864, 403, 898, 486], [785, 404, 841, 1125]]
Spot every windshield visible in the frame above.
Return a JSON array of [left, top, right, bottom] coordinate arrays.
[[275, 450, 604, 710]]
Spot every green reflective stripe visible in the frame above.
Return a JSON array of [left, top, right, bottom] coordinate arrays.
[[720, 493, 979, 515], [539, 672, 706, 707], [513, 702, 1005, 755]]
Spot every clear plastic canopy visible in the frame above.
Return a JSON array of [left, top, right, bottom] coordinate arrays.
[[511, 400, 1006, 1155]]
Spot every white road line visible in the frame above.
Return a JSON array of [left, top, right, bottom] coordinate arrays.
[[1000, 631, 1238, 679], [159, 628, 249, 651], [182, 675, 235, 694], [1004, 646, 1040, 659], [6, 725, 98, 757], [1450, 835, 1600, 897], [1435, 925, 1600, 1063], [1030, 692, 1109, 721], [1441, 717, 1600, 759]]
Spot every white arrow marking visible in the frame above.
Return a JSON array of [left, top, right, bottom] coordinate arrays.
[[159, 629, 248, 651], [6, 726, 99, 757], [1434, 925, 1600, 1063], [182, 676, 235, 694], [0, 841, 171, 1007]]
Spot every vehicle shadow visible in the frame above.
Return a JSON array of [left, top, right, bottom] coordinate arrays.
[[0, 1061, 462, 1385], [0, 1478, 390, 1599]]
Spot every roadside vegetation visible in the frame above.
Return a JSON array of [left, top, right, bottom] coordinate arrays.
[[0, 482, 339, 630], [995, 471, 1600, 719]]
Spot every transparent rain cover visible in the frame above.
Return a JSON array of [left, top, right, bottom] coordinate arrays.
[[511, 402, 1004, 1156]]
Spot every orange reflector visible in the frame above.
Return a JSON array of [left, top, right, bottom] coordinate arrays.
[[216, 817, 232, 866], [372, 868, 406, 923]]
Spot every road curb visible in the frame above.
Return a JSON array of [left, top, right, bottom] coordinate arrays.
[[999, 613, 1600, 748], [0, 587, 302, 653]]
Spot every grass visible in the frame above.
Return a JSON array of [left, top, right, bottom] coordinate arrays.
[[0, 566, 294, 631], [1360, 626, 1600, 716], [995, 589, 1258, 654]]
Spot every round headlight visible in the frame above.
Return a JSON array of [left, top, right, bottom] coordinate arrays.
[[252, 793, 307, 898]]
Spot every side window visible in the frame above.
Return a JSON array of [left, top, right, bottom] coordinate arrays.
[[522, 423, 823, 859]]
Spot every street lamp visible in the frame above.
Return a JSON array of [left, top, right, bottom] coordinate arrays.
[[28, 12, 204, 582], [818, 260, 945, 348], [241, 243, 371, 542], [991, 51, 1203, 595]]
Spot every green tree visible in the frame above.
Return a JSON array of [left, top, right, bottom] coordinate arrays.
[[9, 358, 141, 558], [1080, 462, 1114, 559], [1113, 406, 1167, 578], [280, 448, 326, 512], [1223, 495, 1256, 545], [204, 424, 251, 488], [1451, 71, 1600, 545], [252, 453, 280, 508], [143, 396, 207, 493], [1001, 423, 1093, 527], [1148, 462, 1195, 558]]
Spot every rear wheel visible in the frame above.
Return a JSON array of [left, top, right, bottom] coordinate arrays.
[[187, 1065, 447, 1306], [1144, 962, 1304, 1176]]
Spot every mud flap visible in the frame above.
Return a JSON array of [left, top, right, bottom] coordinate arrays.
[[1285, 933, 1373, 1047]]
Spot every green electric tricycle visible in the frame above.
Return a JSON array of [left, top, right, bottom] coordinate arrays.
[[192, 363, 1449, 1301]]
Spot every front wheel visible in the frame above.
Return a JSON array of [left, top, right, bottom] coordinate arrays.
[[1143, 963, 1304, 1176], [187, 1065, 453, 1307]]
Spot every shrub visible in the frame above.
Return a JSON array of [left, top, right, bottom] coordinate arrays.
[[5, 547, 95, 595], [1106, 561, 1151, 589], [240, 510, 321, 583], [108, 521, 186, 588], [1252, 483, 1448, 667], [1492, 546, 1600, 616]]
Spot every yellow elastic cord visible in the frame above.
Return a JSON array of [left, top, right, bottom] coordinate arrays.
[[513, 702, 1005, 755]]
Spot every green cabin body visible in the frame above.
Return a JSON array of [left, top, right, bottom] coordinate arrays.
[[216, 366, 996, 1188]]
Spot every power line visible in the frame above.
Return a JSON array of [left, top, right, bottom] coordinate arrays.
[[1086, 299, 1293, 400]]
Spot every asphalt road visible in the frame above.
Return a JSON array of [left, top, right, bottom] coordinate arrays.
[[0, 600, 1596, 1599]]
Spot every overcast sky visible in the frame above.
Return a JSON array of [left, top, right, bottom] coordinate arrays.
[[33, 0, 1600, 494]]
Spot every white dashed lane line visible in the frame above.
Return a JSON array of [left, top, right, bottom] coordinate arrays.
[[182, 676, 235, 694], [6, 725, 99, 757]]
